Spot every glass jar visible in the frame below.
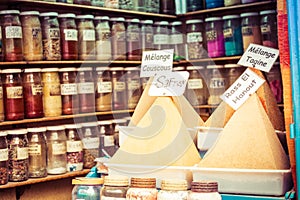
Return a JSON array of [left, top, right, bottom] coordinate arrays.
[[205, 0, 224, 9], [207, 64, 227, 105], [74, 0, 91, 5], [94, 16, 112, 61], [0, 72, 5, 122], [104, 0, 119, 8], [224, 0, 241, 6], [158, 179, 188, 200], [145, 0, 160, 13], [112, 118, 127, 146], [126, 18, 141, 61], [20, 11, 43, 61], [77, 67, 95, 113], [40, 12, 61, 61], [154, 21, 169, 50], [111, 17, 126, 61], [102, 175, 129, 199], [125, 67, 141, 110], [240, 12, 262, 51], [2, 69, 24, 121], [189, 181, 222, 200], [23, 68, 44, 119], [27, 127, 47, 178], [72, 177, 103, 200], [76, 15, 96, 60], [205, 17, 225, 58], [187, 0, 203, 12], [41, 68, 62, 117], [170, 21, 185, 60], [224, 64, 245, 87], [160, 0, 175, 15], [186, 19, 206, 60], [96, 67, 112, 112], [7, 129, 29, 182], [58, 13, 79, 60], [260, 10, 278, 48], [65, 124, 83, 172], [141, 20, 154, 52], [111, 67, 126, 110], [98, 120, 116, 157], [46, 125, 67, 174], [266, 62, 283, 104], [0, 10, 23, 61], [223, 15, 243, 56], [0, 131, 8, 185], [59, 67, 79, 115], [126, 177, 158, 199]]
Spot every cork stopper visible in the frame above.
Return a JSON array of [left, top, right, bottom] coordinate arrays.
[[130, 177, 156, 188], [104, 175, 129, 186], [161, 179, 188, 191], [191, 181, 218, 193]]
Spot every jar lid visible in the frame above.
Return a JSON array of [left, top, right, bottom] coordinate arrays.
[[2, 69, 22, 73], [155, 21, 169, 26], [40, 12, 58, 17], [161, 179, 188, 191], [72, 177, 104, 185], [224, 64, 242, 68], [110, 17, 125, 22], [81, 122, 98, 127], [0, 131, 7, 137], [141, 20, 153, 24], [207, 65, 224, 69], [259, 10, 276, 15], [110, 67, 124, 71], [171, 21, 182, 26], [173, 66, 185, 71], [59, 67, 77, 72], [205, 17, 222, 22], [186, 19, 203, 24], [104, 175, 129, 186], [186, 66, 204, 70], [127, 18, 140, 23], [47, 125, 65, 131], [24, 68, 42, 73], [41, 68, 59, 72], [124, 67, 139, 71], [20, 11, 40, 16], [64, 124, 82, 129], [96, 67, 110, 71], [77, 67, 93, 72], [0, 10, 20, 15], [130, 177, 156, 188], [240, 12, 259, 18], [222, 15, 240, 20], [112, 119, 127, 124], [58, 13, 76, 18], [191, 181, 218, 193], [98, 120, 112, 125], [94, 16, 110, 21], [7, 129, 27, 135], [27, 127, 47, 133], [76, 14, 94, 20]]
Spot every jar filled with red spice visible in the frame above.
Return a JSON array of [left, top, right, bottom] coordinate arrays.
[[77, 67, 95, 113], [111, 17, 126, 61]]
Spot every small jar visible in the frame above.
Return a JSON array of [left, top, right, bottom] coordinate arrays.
[[186, 0, 203, 12], [186, 19, 206, 60], [96, 67, 112, 112], [224, 64, 245, 87], [189, 181, 222, 200], [0, 10, 23, 61], [104, 0, 119, 8], [2, 69, 24, 121], [170, 21, 185, 60], [23, 68, 44, 119], [74, 0, 91, 5], [59, 67, 79, 115], [141, 20, 154, 52], [77, 67, 95, 113], [224, 0, 241, 6], [126, 177, 158, 199], [76, 15, 96, 60], [158, 179, 188, 200], [145, 0, 160, 13], [41, 68, 62, 117], [266, 62, 283, 104], [98, 120, 116, 157], [125, 67, 141, 110], [111, 17, 127, 60], [40, 12, 61, 61], [0, 131, 8, 185], [102, 175, 129, 199], [95, 16, 112, 61], [20, 11, 43, 61], [126, 18, 141, 61], [260, 10, 278, 48], [205, 17, 225, 58], [153, 21, 169, 50], [72, 177, 103, 200], [58, 13, 79, 60], [7, 129, 29, 182], [46, 125, 67, 175], [207, 65, 227, 105], [65, 124, 83, 172], [111, 67, 126, 110], [0, 72, 4, 122], [27, 127, 47, 178], [205, 0, 224, 9]]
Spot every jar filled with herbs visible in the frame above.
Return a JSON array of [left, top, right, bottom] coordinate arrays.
[[96, 67, 112, 112], [186, 19, 206, 60], [111, 17, 126, 60], [0, 131, 8, 185], [95, 16, 112, 61], [77, 67, 95, 113]]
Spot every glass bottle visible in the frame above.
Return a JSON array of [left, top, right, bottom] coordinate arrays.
[[224, 0, 241, 6], [158, 179, 188, 200], [101, 175, 129, 199], [111, 17, 126, 61], [170, 21, 185, 60], [260, 10, 278, 48], [72, 177, 103, 200], [205, 0, 224, 9], [186, 0, 203, 12], [126, 177, 158, 199], [154, 21, 169, 50], [205, 17, 225, 58], [126, 18, 141, 61], [125, 67, 141, 110], [0, 72, 4, 122], [27, 127, 47, 178], [207, 64, 227, 105], [186, 19, 206, 60], [96, 67, 112, 112], [0, 131, 8, 185], [141, 20, 154, 52], [160, 0, 175, 15], [98, 120, 116, 157], [94, 16, 112, 61], [224, 64, 245, 87], [77, 67, 95, 113], [111, 67, 126, 110], [189, 181, 222, 200]]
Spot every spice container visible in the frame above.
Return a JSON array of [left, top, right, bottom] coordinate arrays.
[[59, 67, 79, 115], [125, 67, 141, 110], [154, 21, 169, 50], [72, 177, 103, 200], [189, 181, 222, 200], [0, 131, 8, 185], [126, 177, 158, 199], [111, 17, 126, 60], [0, 10, 23, 61], [186, 19, 206, 60], [74, 0, 91, 5], [102, 175, 129, 199], [224, 64, 245, 87], [65, 124, 83, 172], [0, 71, 5, 122], [223, 15, 243, 56], [27, 127, 47, 178], [40, 12, 61, 61], [158, 179, 188, 200], [145, 0, 160, 13], [96, 67, 112, 112], [76, 15, 96, 60], [187, 0, 203, 12], [77, 67, 95, 113], [111, 67, 126, 110], [260, 10, 278, 48], [2, 69, 24, 121], [224, 0, 241, 6], [23, 68, 44, 119], [58, 13, 78, 60], [207, 65, 227, 105], [20, 11, 43, 61], [95, 16, 112, 61], [41, 68, 62, 117], [266, 62, 283, 104], [105, 0, 119, 8], [205, 17, 225, 58], [7, 129, 29, 182], [126, 18, 141, 61], [205, 0, 224, 8], [98, 120, 116, 157], [141, 20, 154, 51], [46, 125, 67, 174], [170, 21, 185, 60]]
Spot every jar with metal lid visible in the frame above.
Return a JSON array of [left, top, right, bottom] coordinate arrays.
[[0, 10, 23, 61], [222, 15, 243, 56], [207, 64, 227, 105], [77, 67, 95, 113], [189, 181, 221, 200], [23, 68, 44, 119], [205, 0, 224, 9], [7, 129, 29, 182], [74, 0, 91, 5], [112, 118, 127, 146], [98, 120, 117, 157], [46, 125, 67, 174], [260, 10, 278, 48], [20, 11, 43, 61], [2, 69, 24, 121], [266, 62, 283, 104], [94, 16, 112, 61], [170, 21, 185, 60], [96, 67, 112, 112], [27, 127, 47, 178], [126, 18, 141, 61], [224, 64, 245, 87], [59, 67, 79, 115], [145, 0, 160, 13], [111, 17, 126, 60], [40, 12, 61, 61], [102, 175, 129, 199], [158, 179, 188, 200], [125, 67, 141, 110], [105, 0, 119, 8], [205, 17, 225, 58], [224, 0, 241, 6], [240, 12, 262, 51], [187, 0, 203, 12], [141, 20, 154, 52], [0, 72, 3, 122], [154, 21, 169, 50], [58, 13, 79, 60], [41, 68, 62, 117], [126, 177, 158, 199], [0, 131, 8, 185], [186, 19, 206, 60], [72, 177, 103, 200], [65, 124, 83, 172], [111, 67, 126, 110], [160, 0, 175, 15]]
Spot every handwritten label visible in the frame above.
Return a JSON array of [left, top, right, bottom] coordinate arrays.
[[0, 148, 8, 161], [97, 82, 112, 93], [78, 82, 94, 94], [187, 32, 203, 43], [170, 34, 183, 44], [153, 34, 169, 45], [28, 144, 41, 155], [82, 137, 100, 149], [61, 83, 78, 95], [64, 29, 78, 41], [7, 86, 23, 99], [17, 147, 28, 160], [114, 82, 126, 92], [32, 84, 43, 95], [238, 43, 279, 72], [128, 80, 140, 90], [83, 30, 95, 41], [188, 79, 203, 89], [5, 26, 22, 39], [52, 143, 66, 155], [104, 135, 115, 147], [67, 141, 83, 153], [48, 28, 60, 39]]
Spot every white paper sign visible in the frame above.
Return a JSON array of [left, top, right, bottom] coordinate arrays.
[[220, 68, 265, 110], [140, 49, 174, 77], [148, 71, 189, 96], [238, 43, 279, 72]]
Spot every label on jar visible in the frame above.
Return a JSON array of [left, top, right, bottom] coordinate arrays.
[[210, 78, 226, 89], [114, 82, 126, 92], [206, 30, 217, 41], [223, 28, 233, 38], [261, 24, 271, 33], [28, 144, 41, 155], [100, 31, 111, 41], [116, 31, 126, 41], [188, 79, 203, 89], [97, 81, 112, 93], [83, 30, 96, 41], [0, 87, 3, 100], [64, 29, 78, 41], [5, 26, 22, 39], [50, 84, 61, 96], [48, 28, 60, 39], [170, 34, 183, 44], [128, 80, 140, 90], [0, 148, 8, 162], [102, 196, 126, 200], [6, 86, 23, 99], [66, 141, 82, 153], [32, 27, 41, 38], [32, 84, 43, 95], [104, 135, 114, 147], [52, 143, 66, 155], [187, 32, 203, 43], [61, 83, 78, 95], [128, 32, 139, 42], [82, 137, 100, 149], [242, 26, 253, 36], [17, 147, 28, 160], [146, 33, 153, 43], [153, 34, 169, 45], [78, 82, 94, 94]]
